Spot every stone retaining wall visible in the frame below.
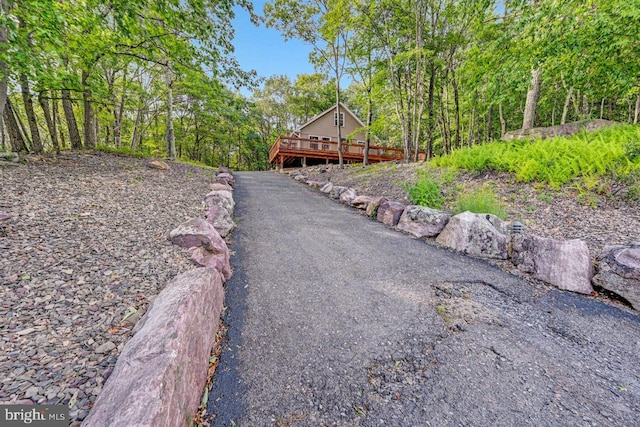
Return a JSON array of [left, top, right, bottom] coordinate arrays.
[[82, 167, 236, 427]]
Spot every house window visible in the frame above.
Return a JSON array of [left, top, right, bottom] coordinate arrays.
[[321, 137, 331, 141], [310, 142, 319, 150], [309, 135, 319, 140], [334, 112, 345, 127], [323, 144, 330, 150]]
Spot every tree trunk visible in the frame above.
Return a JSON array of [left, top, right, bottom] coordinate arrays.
[[0, 0, 10, 147], [499, 103, 506, 136], [165, 64, 176, 160], [486, 104, 494, 142], [20, 73, 43, 153], [38, 94, 60, 153], [52, 96, 66, 149], [468, 107, 475, 147], [4, 98, 28, 152], [82, 70, 96, 148], [522, 67, 542, 130], [452, 75, 461, 148], [364, 87, 372, 166], [62, 89, 82, 149], [634, 92, 640, 124], [131, 104, 143, 150], [561, 86, 573, 125]]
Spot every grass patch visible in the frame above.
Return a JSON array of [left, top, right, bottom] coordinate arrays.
[[454, 186, 508, 219], [403, 169, 445, 209]]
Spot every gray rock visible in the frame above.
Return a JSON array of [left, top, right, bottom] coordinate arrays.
[[436, 211, 510, 259], [351, 195, 373, 210], [512, 233, 593, 294], [339, 188, 357, 205], [169, 219, 231, 280], [293, 174, 308, 183], [204, 190, 236, 238], [329, 185, 347, 199], [377, 201, 406, 227], [0, 212, 12, 223], [593, 244, 640, 309], [82, 268, 225, 427], [320, 182, 334, 194], [397, 205, 451, 238], [95, 342, 116, 354], [366, 197, 387, 217]]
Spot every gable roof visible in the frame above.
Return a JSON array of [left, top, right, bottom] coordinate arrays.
[[294, 102, 366, 133]]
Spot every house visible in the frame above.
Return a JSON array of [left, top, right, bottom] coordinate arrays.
[[269, 102, 404, 169]]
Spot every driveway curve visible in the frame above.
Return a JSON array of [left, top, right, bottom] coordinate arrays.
[[207, 171, 640, 426]]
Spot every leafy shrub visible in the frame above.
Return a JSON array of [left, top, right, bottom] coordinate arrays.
[[404, 169, 444, 209], [454, 187, 507, 219], [431, 125, 640, 190]]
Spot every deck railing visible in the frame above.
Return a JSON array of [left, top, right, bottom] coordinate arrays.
[[269, 136, 405, 164]]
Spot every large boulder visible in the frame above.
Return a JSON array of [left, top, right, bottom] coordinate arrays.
[[377, 201, 406, 227], [512, 234, 593, 294], [502, 119, 617, 141], [320, 182, 334, 194], [83, 268, 225, 427], [593, 244, 640, 309], [329, 185, 347, 199], [397, 205, 451, 238], [436, 211, 510, 259], [214, 172, 235, 187], [209, 182, 233, 192], [169, 219, 231, 280], [351, 195, 373, 210], [339, 188, 357, 205], [366, 197, 387, 217], [204, 203, 236, 238], [204, 190, 234, 215]]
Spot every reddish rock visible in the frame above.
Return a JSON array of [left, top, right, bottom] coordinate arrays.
[[205, 204, 236, 238], [512, 234, 593, 294], [82, 268, 225, 427], [436, 211, 510, 259], [397, 205, 451, 238], [593, 244, 640, 309], [148, 160, 170, 170], [169, 219, 231, 280], [377, 201, 406, 226], [339, 188, 357, 205], [366, 197, 387, 217], [215, 172, 235, 187], [351, 195, 373, 210], [205, 190, 234, 216], [209, 182, 233, 192], [329, 185, 347, 199]]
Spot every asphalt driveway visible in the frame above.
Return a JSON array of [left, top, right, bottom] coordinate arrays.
[[207, 171, 640, 426]]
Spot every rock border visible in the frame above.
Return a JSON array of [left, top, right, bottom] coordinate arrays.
[[286, 169, 639, 305], [82, 167, 237, 427]]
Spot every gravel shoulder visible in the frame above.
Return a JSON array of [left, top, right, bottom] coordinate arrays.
[[0, 152, 213, 423]]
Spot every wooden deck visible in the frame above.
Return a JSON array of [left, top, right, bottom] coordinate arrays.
[[269, 136, 405, 168]]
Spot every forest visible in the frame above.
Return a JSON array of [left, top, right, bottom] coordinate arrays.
[[1, 0, 639, 170]]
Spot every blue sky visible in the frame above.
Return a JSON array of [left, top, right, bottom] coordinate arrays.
[[231, 1, 316, 90]]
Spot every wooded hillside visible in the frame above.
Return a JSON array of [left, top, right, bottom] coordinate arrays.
[[2, 0, 639, 169]]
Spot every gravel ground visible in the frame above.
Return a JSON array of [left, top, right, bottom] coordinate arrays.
[[300, 162, 640, 258], [0, 152, 213, 423]]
